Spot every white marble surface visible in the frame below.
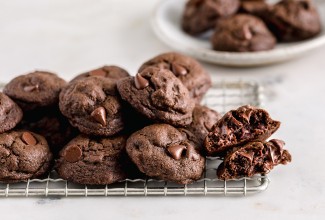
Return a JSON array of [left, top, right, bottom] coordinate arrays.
[[0, 0, 324, 219]]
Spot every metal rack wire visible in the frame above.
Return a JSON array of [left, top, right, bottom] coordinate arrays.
[[0, 80, 269, 197]]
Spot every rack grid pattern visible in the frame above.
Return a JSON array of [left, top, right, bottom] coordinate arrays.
[[0, 81, 269, 197]]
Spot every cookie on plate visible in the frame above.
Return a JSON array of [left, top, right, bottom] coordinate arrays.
[[3, 71, 67, 111], [126, 124, 205, 184], [211, 14, 276, 52], [266, 0, 321, 42], [0, 131, 52, 183], [204, 105, 280, 156], [217, 139, 292, 180], [138, 52, 211, 103], [56, 134, 134, 185], [117, 67, 195, 127], [182, 0, 240, 35], [59, 77, 125, 136], [70, 65, 129, 83], [0, 92, 23, 133]]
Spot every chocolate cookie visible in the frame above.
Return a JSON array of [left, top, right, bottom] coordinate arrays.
[[211, 14, 276, 52], [71, 65, 129, 83], [204, 105, 280, 156], [182, 0, 240, 35], [0, 92, 23, 133], [0, 131, 52, 183], [59, 77, 125, 136], [3, 71, 67, 111], [126, 124, 205, 184], [117, 67, 195, 127], [186, 105, 221, 145], [266, 0, 321, 42], [138, 52, 211, 102], [217, 139, 292, 180], [240, 0, 270, 17], [56, 134, 132, 185], [18, 108, 78, 157]]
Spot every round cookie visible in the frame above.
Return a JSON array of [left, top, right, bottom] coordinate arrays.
[[266, 0, 321, 42], [59, 77, 125, 136], [0, 92, 23, 133], [3, 71, 67, 111], [182, 0, 240, 35], [185, 105, 221, 145], [211, 14, 276, 52], [70, 65, 129, 83], [18, 108, 78, 157], [117, 67, 195, 127], [240, 0, 270, 17], [0, 130, 52, 183], [126, 124, 205, 184], [56, 134, 131, 185], [138, 52, 211, 103]]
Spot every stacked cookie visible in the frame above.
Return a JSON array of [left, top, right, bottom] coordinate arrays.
[[0, 52, 291, 185], [182, 0, 322, 52]]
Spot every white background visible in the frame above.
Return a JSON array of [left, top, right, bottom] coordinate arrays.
[[0, 0, 324, 219]]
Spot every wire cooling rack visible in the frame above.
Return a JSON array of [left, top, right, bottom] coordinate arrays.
[[0, 80, 269, 197]]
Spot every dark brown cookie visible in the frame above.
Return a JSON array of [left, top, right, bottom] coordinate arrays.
[[211, 14, 276, 52], [138, 52, 211, 102], [18, 108, 78, 157], [182, 0, 240, 35], [59, 77, 125, 136], [117, 67, 195, 127], [266, 0, 321, 42], [217, 139, 292, 180], [70, 65, 129, 83], [56, 134, 135, 185], [3, 71, 67, 111], [0, 92, 23, 133], [0, 130, 52, 183], [185, 105, 221, 145], [126, 124, 205, 184], [240, 0, 270, 17], [204, 105, 280, 156]]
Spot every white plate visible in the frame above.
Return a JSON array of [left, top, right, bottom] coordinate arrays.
[[151, 0, 325, 67]]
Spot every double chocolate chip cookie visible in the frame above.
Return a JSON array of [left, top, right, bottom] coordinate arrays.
[[0, 131, 52, 183], [117, 67, 195, 127], [126, 124, 205, 184], [71, 65, 129, 83], [139, 52, 211, 102], [3, 71, 67, 111], [0, 92, 23, 133], [59, 77, 125, 136], [182, 0, 240, 35], [266, 0, 321, 42], [56, 135, 133, 185], [205, 105, 280, 156], [240, 0, 270, 17], [217, 139, 292, 180], [186, 105, 221, 145], [211, 14, 276, 52]]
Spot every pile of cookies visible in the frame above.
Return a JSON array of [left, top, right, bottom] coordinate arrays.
[[182, 0, 322, 52], [0, 52, 291, 185]]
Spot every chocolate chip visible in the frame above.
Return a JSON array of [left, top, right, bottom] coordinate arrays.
[[21, 132, 37, 145], [167, 144, 187, 160], [23, 85, 39, 92], [134, 73, 149, 89], [185, 145, 200, 161], [91, 107, 107, 126], [243, 25, 253, 40], [171, 63, 188, 76], [89, 69, 106, 77], [65, 146, 82, 163]]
